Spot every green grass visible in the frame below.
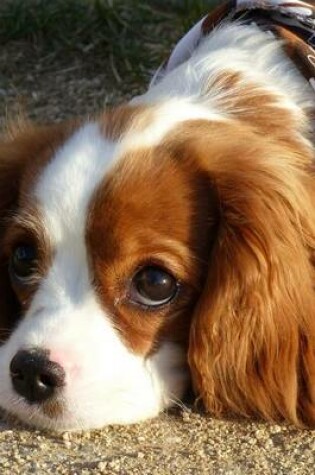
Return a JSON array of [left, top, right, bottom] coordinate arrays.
[[0, 0, 220, 82]]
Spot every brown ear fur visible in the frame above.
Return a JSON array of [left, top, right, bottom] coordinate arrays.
[[175, 121, 315, 427], [0, 121, 75, 343]]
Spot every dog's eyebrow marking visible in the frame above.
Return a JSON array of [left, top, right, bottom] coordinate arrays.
[[5, 209, 42, 234]]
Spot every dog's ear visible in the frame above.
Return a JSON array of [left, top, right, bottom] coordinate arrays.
[[0, 121, 73, 342], [177, 121, 315, 427]]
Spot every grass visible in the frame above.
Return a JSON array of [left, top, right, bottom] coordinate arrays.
[[0, 0, 220, 83]]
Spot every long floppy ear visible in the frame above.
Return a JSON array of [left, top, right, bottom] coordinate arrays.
[[182, 121, 315, 427], [0, 121, 74, 343]]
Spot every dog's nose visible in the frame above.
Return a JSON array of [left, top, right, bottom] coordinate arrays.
[[10, 349, 65, 403]]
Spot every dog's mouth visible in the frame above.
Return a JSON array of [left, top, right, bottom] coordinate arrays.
[[1, 401, 67, 431], [5, 391, 71, 429], [41, 395, 65, 420]]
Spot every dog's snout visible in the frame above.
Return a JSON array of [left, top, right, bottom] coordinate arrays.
[[10, 349, 66, 404]]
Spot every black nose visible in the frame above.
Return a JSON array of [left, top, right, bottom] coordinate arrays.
[[10, 349, 65, 404]]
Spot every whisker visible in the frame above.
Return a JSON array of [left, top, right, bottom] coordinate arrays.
[[166, 392, 189, 412]]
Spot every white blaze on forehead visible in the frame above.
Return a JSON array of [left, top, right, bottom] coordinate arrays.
[[35, 122, 116, 243]]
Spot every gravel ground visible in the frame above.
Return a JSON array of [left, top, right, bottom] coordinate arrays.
[[0, 18, 315, 475], [1, 409, 315, 475]]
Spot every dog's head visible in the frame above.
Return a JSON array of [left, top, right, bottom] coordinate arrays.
[[0, 99, 315, 430]]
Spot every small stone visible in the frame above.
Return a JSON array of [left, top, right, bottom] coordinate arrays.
[[271, 425, 282, 433], [97, 462, 107, 471], [255, 429, 266, 440]]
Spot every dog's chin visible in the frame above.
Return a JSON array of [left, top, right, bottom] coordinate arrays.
[[3, 398, 71, 432], [2, 396, 164, 432]]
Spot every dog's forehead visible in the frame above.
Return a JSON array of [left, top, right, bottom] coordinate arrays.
[[31, 101, 217, 242]]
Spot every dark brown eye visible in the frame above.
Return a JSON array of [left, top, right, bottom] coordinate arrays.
[[130, 266, 179, 308], [10, 244, 37, 281]]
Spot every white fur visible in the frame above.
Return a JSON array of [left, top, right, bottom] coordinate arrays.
[[122, 99, 223, 151], [35, 123, 116, 247]]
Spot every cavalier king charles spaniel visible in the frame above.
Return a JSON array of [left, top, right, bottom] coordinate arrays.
[[0, 0, 315, 430]]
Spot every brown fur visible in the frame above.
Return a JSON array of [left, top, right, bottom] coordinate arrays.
[[87, 145, 216, 354], [165, 118, 315, 427], [208, 70, 312, 146]]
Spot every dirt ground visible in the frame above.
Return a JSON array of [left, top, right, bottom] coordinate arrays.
[[0, 17, 315, 475]]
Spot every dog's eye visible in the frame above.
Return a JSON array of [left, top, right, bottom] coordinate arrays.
[[10, 244, 37, 281], [130, 266, 179, 308]]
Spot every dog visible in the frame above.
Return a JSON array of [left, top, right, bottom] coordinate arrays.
[[0, 0, 315, 430]]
